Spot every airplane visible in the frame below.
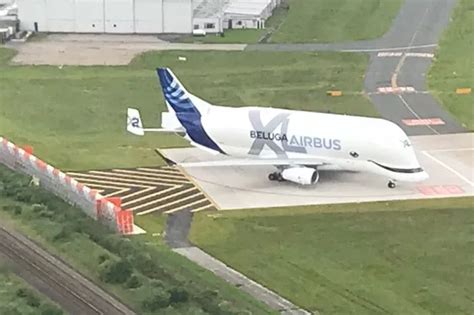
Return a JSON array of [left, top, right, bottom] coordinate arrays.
[[126, 68, 429, 189]]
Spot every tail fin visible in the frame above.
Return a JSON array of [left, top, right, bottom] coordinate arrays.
[[156, 68, 211, 115], [156, 68, 225, 154]]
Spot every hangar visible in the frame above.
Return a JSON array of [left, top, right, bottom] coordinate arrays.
[[17, 0, 194, 33], [16, 0, 281, 34]]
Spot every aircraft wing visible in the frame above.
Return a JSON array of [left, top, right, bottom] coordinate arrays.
[[179, 157, 329, 168]]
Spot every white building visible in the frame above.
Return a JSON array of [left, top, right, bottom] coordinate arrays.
[[16, 0, 280, 34], [224, 0, 280, 30], [17, 0, 193, 33], [193, 0, 280, 34]]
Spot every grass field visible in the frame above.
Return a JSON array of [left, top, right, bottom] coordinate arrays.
[[270, 0, 403, 43], [0, 266, 63, 314], [191, 197, 474, 314], [0, 48, 375, 170], [428, 0, 474, 130]]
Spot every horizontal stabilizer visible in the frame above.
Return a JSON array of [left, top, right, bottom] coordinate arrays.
[[127, 108, 184, 136]]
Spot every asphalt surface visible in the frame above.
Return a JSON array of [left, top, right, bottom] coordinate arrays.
[[248, 0, 466, 136], [0, 224, 136, 315]]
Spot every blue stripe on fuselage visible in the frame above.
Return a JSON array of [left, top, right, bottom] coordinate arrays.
[[157, 68, 225, 154]]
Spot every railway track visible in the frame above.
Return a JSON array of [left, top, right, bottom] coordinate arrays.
[[0, 225, 136, 315]]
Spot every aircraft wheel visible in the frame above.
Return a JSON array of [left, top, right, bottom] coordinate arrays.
[[268, 173, 277, 181], [388, 180, 396, 189], [277, 173, 284, 182]]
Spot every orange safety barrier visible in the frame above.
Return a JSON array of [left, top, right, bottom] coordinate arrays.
[[22, 145, 33, 154], [106, 197, 122, 207], [456, 88, 471, 95], [116, 209, 134, 234], [327, 90, 342, 97]]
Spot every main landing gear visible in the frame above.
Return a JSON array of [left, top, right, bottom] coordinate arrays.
[[388, 180, 397, 189], [268, 172, 284, 182]]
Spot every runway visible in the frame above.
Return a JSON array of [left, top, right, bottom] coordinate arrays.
[[162, 133, 473, 210]]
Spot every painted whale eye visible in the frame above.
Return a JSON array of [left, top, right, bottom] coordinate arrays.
[[350, 151, 359, 158]]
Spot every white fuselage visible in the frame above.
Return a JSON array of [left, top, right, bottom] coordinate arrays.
[[198, 104, 428, 183], [152, 67, 428, 185]]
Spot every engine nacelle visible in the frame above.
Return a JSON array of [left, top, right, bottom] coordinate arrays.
[[281, 167, 319, 185]]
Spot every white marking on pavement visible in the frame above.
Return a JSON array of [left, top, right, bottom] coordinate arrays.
[[342, 43, 437, 53], [398, 95, 440, 135], [377, 52, 434, 58], [422, 151, 474, 187]]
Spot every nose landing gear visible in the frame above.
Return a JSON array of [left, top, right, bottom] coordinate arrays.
[[388, 180, 396, 189]]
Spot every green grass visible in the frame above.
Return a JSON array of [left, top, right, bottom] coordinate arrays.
[[190, 197, 474, 314], [0, 266, 63, 315], [428, 0, 474, 130], [270, 0, 403, 43], [0, 47, 376, 170]]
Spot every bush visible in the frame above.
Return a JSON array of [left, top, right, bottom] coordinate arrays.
[[14, 206, 23, 215], [15, 189, 33, 203], [142, 288, 171, 311], [16, 288, 40, 308], [99, 259, 132, 284], [98, 253, 110, 264], [2, 204, 22, 213], [38, 209, 55, 219], [125, 274, 142, 289], [52, 226, 74, 242], [168, 287, 189, 304], [39, 303, 63, 315], [32, 204, 47, 213]]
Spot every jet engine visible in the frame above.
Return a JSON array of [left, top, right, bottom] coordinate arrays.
[[281, 167, 319, 185]]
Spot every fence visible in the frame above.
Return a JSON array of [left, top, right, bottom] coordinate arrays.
[[0, 136, 134, 234]]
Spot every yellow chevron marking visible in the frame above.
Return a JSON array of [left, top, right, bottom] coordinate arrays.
[[89, 170, 189, 185], [65, 178, 144, 189], [190, 204, 214, 213], [164, 199, 210, 214], [137, 167, 183, 176], [104, 188, 131, 198], [111, 169, 188, 181], [67, 172, 174, 187], [120, 186, 156, 201], [136, 190, 203, 215], [122, 186, 182, 207]]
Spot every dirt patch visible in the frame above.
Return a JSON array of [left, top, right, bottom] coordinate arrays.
[[8, 34, 246, 66]]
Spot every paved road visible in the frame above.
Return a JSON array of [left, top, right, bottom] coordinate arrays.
[[0, 224, 136, 315], [248, 0, 466, 136]]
